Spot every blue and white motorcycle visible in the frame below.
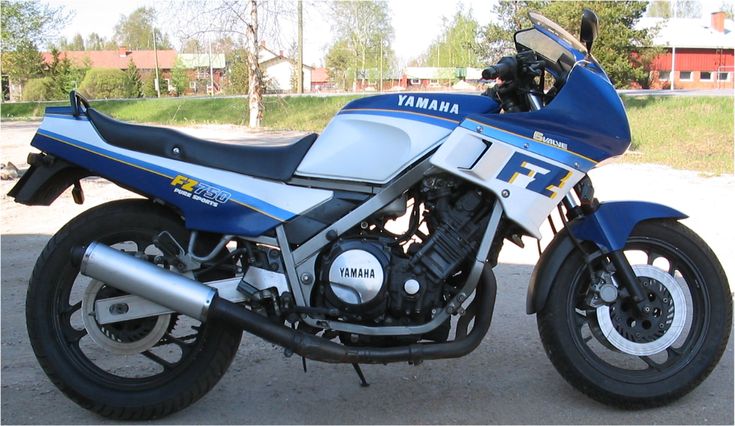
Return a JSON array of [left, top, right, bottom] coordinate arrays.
[[10, 11, 731, 419]]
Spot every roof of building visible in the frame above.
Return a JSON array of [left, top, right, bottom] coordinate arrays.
[[42, 50, 178, 69], [637, 16, 735, 49], [178, 53, 226, 69], [259, 45, 314, 69], [311, 67, 329, 83]]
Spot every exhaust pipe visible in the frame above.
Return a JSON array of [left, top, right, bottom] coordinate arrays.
[[75, 242, 496, 364], [76, 242, 215, 321]]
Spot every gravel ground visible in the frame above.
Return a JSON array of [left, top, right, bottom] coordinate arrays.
[[1, 121, 733, 424]]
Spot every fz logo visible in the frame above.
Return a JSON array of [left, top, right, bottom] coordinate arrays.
[[496, 153, 571, 199], [170, 175, 231, 206]]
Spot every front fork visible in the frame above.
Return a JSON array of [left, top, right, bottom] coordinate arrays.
[[562, 186, 653, 315]]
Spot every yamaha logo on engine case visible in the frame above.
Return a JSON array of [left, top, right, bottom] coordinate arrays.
[[339, 267, 376, 279], [328, 249, 385, 305]]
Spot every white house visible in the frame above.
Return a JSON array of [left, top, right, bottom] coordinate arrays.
[[259, 46, 313, 93]]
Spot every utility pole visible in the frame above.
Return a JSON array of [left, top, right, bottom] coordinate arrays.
[[379, 39, 383, 93], [152, 25, 161, 98], [670, 1, 677, 91], [297, 0, 304, 93], [208, 38, 215, 96]]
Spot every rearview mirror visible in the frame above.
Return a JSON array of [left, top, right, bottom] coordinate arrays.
[[580, 9, 599, 53]]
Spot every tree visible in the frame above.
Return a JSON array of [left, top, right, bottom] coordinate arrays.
[[78, 68, 128, 99], [170, 58, 190, 95], [422, 8, 483, 68], [113, 7, 172, 50], [69, 33, 85, 50], [22, 77, 54, 100], [46, 48, 88, 99], [168, 0, 270, 127], [224, 47, 250, 95], [1, 0, 69, 98], [479, 1, 657, 88], [325, 39, 352, 91], [141, 72, 164, 97], [479, 0, 546, 62], [86, 32, 106, 50], [326, 0, 395, 90], [181, 38, 203, 53], [647, 0, 701, 18], [124, 58, 143, 97]]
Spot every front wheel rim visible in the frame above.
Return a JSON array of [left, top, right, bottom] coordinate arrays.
[[567, 235, 710, 383]]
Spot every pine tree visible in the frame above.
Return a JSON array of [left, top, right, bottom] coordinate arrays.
[[124, 58, 143, 98]]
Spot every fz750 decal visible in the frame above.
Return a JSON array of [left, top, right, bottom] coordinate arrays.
[[496, 152, 571, 199], [170, 175, 231, 207]]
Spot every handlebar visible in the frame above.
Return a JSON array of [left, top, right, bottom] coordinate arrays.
[[481, 56, 517, 81]]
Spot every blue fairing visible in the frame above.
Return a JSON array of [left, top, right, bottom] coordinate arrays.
[[569, 201, 687, 252], [338, 93, 501, 130], [463, 64, 630, 170]]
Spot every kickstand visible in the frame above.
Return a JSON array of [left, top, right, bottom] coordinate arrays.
[[351, 363, 370, 387], [302, 356, 307, 373]]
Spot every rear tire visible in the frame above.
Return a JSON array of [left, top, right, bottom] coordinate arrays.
[[538, 219, 732, 407], [26, 200, 242, 420]]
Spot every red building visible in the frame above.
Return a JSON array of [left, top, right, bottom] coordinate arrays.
[[41, 49, 226, 95], [640, 12, 734, 89]]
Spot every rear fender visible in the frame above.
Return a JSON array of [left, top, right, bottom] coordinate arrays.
[[7, 153, 90, 205], [526, 200, 687, 314]]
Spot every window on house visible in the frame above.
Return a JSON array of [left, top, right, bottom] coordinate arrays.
[[679, 71, 692, 81], [700, 71, 714, 81], [165, 78, 173, 91], [409, 78, 421, 85], [189, 81, 197, 90], [718, 72, 730, 81], [429, 79, 440, 86], [658, 71, 670, 81]]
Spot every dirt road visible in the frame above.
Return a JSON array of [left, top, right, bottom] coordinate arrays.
[[1, 121, 732, 424]]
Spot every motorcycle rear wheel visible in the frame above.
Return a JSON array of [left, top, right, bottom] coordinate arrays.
[[538, 219, 732, 407], [26, 199, 242, 420]]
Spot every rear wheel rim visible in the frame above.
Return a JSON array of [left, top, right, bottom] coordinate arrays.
[[52, 227, 212, 388]]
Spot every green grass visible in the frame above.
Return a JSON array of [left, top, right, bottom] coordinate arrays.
[[623, 96, 733, 174], [0, 95, 362, 132], [2, 94, 732, 173]]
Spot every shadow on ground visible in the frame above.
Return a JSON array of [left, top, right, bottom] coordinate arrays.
[[2, 234, 733, 425]]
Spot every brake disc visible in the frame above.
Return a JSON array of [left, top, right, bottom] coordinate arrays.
[[595, 264, 687, 356]]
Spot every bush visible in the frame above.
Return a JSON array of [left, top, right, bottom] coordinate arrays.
[[22, 78, 55, 101], [78, 68, 128, 99], [141, 72, 166, 98]]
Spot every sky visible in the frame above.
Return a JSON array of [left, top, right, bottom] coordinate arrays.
[[46, 0, 494, 66], [45, 0, 731, 67]]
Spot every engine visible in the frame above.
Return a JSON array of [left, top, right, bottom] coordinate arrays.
[[313, 175, 493, 342]]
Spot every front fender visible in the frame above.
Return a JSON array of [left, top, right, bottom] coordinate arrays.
[[567, 201, 687, 253], [526, 200, 687, 314]]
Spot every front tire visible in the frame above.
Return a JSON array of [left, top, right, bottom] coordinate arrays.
[[538, 219, 732, 407], [26, 200, 242, 420]]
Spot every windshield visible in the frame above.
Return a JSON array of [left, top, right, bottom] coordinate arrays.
[[514, 12, 594, 78]]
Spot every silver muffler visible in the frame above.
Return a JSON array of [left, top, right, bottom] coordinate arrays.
[[77, 242, 216, 321]]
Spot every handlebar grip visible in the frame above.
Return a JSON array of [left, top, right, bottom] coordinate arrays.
[[481, 66, 500, 80], [482, 57, 517, 80]]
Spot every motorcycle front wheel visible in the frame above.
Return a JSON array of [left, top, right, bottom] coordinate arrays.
[[26, 199, 242, 420], [538, 219, 732, 407]]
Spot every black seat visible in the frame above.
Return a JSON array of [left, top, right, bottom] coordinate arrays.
[[86, 108, 317, 181]]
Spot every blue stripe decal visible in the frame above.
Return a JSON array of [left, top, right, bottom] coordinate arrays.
[[460, 118, 597, 171], [31, 130, 295, 236], [338, 108, 458, 130]]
